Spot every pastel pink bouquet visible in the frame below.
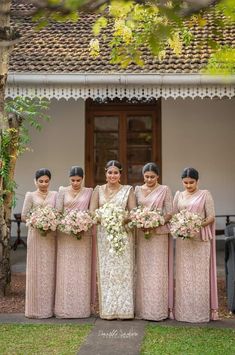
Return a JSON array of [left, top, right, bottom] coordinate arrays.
[[58, 209, 93, 240], [170, 209, 203, 239], [26, 206, 59, 236], [128, 206, 165, 239]]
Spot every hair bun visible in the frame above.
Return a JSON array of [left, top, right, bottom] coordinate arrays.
[[181, 167, 199, 180], [69, 166, 84, 178]]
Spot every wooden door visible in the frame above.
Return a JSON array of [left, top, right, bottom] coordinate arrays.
[[85, 100, 161, 187]]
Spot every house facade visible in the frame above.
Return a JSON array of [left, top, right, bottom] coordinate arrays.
[[7, 3, 235, 232]]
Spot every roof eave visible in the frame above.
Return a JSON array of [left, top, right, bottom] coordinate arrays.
[[7, 72, 235, 85]]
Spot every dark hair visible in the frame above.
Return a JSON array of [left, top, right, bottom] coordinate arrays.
[[142, 162, 160, 176], [105, 160, 122, 172], [69, 166, 84, 178], [35, 168, 51, 180], [181, 167, 199, 181]]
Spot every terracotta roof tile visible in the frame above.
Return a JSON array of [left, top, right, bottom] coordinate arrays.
[[9, 1, 235, 74]]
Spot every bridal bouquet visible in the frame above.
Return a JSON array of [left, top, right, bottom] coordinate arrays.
[[169, 209, 203, 239], [94, 203, 128, 256], [26, 205, 59, 236], [58, 209, 93, 240], [128, 206, 165, 239]]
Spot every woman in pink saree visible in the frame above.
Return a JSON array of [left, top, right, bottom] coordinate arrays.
[[135, 162, 174, 321], [21, 168, 57, 318], [54, 166, 93, 318], [173, 167, 218, 322]]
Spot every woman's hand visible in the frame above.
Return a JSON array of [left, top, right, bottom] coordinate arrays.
[[201, 216, 215, 228], [123, 217, 130, 225], [163, 213, 172, 224]]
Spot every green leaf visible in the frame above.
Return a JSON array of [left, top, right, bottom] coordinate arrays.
[[93, 16, 108, 36]]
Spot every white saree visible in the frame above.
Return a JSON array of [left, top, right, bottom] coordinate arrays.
[[90, 184, 136, 319]]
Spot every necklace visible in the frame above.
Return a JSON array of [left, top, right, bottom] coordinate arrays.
[[70, 187, 81, 197], [106, 184, 121, 198], [37, 190, 48, 199], [185, 189, 198, 195], [145, 183, 159, 193]]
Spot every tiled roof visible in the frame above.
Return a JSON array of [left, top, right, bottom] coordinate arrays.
[[9, 2, 235, 74]]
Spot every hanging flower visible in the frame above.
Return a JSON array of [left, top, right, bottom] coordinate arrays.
[[94, 203, 128, 256]]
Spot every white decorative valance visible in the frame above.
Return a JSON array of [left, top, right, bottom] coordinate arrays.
[[6, 73, 235, 100]]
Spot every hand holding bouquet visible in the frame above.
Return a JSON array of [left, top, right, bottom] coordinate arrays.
[[26, 205, 59, 236], [58, 209, 93, 240], [94, 203, 128, 256], [128, 206, 165, 239], [169, 209, 203, 239]]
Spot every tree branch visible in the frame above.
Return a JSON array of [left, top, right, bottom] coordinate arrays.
[[180, 0, 222, 17]]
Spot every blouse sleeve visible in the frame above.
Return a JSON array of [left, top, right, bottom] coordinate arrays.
[[127, 187, 137, 211], [173, 191, 180, 214], [89, 185, 100, 212], [134, 186, 140, 205], [87, 188, 93, 209], [55, 187, 65, 213], [21, 192, 33, 221], [163, 186, 173, 215], [204, 190, 215, 218]]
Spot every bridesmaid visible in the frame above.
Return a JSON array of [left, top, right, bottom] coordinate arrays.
[[89, 160, 136, 320], [174, 167, 218, 322], [21, 168, 57, 318], [54, 166, 93, 318], [135, 162, 174, 321]]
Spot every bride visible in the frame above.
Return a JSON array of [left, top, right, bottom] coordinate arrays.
[[89, 160, 136, 319]]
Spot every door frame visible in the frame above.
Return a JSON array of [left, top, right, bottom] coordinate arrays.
[[85, 99, 162, 187]]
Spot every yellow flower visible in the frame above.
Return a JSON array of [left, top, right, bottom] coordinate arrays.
[[89, 39, 100, 58]]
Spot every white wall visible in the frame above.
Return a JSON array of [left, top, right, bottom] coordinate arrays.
[[162, 97, 235, 222], [14, 98, 85, 217]]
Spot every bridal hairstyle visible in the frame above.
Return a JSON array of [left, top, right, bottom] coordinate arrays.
[[181, 167, 199, 181], [69, 166, 84, 178], [35, 168, 51, 181], [105, 160, 123, 172], [142, 162, 160, 176]]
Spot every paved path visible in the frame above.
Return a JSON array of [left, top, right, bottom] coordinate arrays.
[[78, 318, 147, 355], [0, 313, 96, 325]]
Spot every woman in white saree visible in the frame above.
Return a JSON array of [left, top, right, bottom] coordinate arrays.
[[90, 160, 136, 319]]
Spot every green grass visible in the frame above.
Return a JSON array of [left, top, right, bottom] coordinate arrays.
[[141, 325, 235, 355], [0, 324, 92, 355]]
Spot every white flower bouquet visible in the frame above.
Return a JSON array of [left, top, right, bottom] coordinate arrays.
[[169, 209, 203, 239], [26, 205, 59, 236], [58, 209, 94, 240], [128, 206, 165, 239], [94, 203, 128, 256]]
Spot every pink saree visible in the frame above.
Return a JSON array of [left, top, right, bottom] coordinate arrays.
[[54, 186, 93, 318], [22, 191, 57, 318], [186, 190, 218, 319], [135, 185, 174, 320], [174, 189, 218, 322]]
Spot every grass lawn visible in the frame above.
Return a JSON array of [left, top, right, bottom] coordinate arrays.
[[0, 324, 92, 355], [141, 325, 235, 355]]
